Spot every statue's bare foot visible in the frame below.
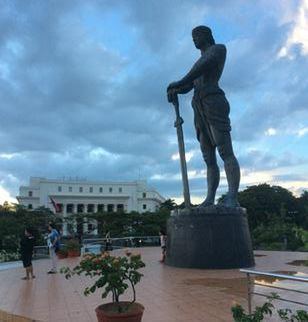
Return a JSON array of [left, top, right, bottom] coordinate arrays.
[[218, 195, 240, 208], [198, 198, 214, 208]]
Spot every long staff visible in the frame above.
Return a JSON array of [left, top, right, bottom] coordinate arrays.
[[172, 95, 191, 208]]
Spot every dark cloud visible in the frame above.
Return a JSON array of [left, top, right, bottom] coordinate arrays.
[[0, 0, 307, 202], [238, 149, 307, 171]]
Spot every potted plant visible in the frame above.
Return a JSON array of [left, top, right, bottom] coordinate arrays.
[[56, 247, 68, 259], [61, 251, 145, 322], [66, 239, 81, 257]]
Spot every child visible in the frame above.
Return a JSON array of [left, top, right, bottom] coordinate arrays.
[[159, 230, 167, 263]]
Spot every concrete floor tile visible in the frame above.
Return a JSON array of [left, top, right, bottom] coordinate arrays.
[[0, 248, 308, 322]]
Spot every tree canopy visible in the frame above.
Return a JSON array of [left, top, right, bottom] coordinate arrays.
[[1, 185, 307, 253]]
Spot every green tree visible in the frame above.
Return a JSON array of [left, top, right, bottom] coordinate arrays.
[[238, 184, 299, 230], [159, 199, 177, 211], [0, 207, 59, 253], [297, 190, 308, 229]]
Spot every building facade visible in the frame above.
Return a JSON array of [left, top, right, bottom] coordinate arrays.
[[17, 177, 165, 235]]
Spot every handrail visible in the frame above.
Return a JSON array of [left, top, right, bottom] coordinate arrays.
[[32, 236, 160, 257], [83, 235, 159, 243], [240, 268, 308, 314], [240, 269, 308, 283], [82, 236, 160, 247], [81, 236, 160, 254]]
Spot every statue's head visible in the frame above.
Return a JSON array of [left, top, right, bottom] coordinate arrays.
[[192, 26, 215, 49]]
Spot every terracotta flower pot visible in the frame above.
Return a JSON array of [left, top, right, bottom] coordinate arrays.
[[95, 302, 144, 322], [67, 250, 80, 257], [57, 253, 67, 259]]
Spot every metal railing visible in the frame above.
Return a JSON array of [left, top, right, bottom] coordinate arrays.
[[240, 269, 308, 314], [33, 236, 160, 257], [82, 236, 160, 254], [33, 245, 49, 259]]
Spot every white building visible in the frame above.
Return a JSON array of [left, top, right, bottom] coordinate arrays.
[[17, 177, 165, 235]]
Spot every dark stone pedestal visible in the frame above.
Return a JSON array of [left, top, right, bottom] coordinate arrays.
[[165, 206, 255, 269]]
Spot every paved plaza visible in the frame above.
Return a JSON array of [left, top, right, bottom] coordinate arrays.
[[0, 248, 307, 322]]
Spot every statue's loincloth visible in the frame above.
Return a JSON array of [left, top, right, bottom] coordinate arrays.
[[192, 89, 231, 146]]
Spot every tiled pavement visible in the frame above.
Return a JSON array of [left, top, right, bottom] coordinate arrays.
[[0, 248, 307, 322]]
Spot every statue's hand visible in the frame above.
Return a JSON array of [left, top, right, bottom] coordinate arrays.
[[167, 81, 181, 103], [167, 81, 181, 91]]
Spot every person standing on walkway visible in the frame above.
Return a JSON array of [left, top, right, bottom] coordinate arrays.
[[20, 227, 35, 280], [47, 223, 60, 274], [159, 230, 167, 263]]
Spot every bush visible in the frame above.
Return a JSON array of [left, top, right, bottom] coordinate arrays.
[[232, 294, 308, 321], [0, 250, 20, 262], [252, 221, 304, 251], [61, 251, 145, 312], [65, 239, 81, 251]]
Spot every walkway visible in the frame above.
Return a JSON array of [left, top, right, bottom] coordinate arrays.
[[0, 248, 307, 322]]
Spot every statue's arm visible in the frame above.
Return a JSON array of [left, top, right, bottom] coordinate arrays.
[[177, 53, 214, 86], [167, 81, 193, 103], [176, 82, 194, 94], [167, 46, 219, 94]]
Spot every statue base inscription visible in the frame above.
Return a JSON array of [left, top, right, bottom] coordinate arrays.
[[165, 206, 255, 269]]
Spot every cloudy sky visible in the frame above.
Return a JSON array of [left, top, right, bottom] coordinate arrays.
[[0, 0, 308, 205]]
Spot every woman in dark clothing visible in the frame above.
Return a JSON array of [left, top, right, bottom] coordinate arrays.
[[20, 227, 35, 280]]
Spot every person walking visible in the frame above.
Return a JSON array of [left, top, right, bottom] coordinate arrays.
[[20, 227, 35, 280], [47, 223, 60, 274]]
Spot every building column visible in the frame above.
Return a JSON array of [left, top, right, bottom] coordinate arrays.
[[73, 219, 77, 233], [83, 217, 88, 234], [92, 220, 98, 235], [62, 221, 68, 236], [62, 204, 68, 236], [62, 203, 67, 215], [94, 204, 98, 213]]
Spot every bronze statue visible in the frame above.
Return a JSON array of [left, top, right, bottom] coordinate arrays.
[[167, 26, 240, 208]]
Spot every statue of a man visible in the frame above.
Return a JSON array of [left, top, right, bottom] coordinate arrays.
[[167, 26, 240, 208]]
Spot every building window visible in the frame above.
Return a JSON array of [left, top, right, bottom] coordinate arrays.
[[109, 187, 113, 193], [119, 187, 122, 193], [28, 204, 33, 209], [69, 186, 72, 192], [58, 186, 62, 192], [107, 204, 114, 212], [77, 204, 84, 213], [87, 204, 94, 213], [79, 187, 83, 193], [66, 204, 74, 213], [89, 187, 93, 193], [97, 204, 104, 212], [143, 204, 147, 210], [142, 192, 146, 198], [99, 187, 103, 193], [28, 191, 33, 197], [117, 204, 124, 212], [88, 223, 94, 232]]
